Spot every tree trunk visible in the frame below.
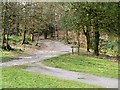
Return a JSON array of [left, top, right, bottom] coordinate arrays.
[[86, 33, 90, 52], [16, 22, 19, 36], [53, 29, 55, 38], [43, 29, 48, 39], [2, 3, 6, 49], [22, 30, 26, 45], [83, 26, 90, 52], [50, 28, 55, 39], [50, 29, 53, 38], [1, 29, 6, 49], [36, 33, 40, 46], [6, 29, 9, 49], [56, 29, 59, 39], [44, 31, 47, 39], [6, 29, 12, 50], [31, 33, 34, 42], [65, 29, 69, 43], [94, 30, 100, 56]]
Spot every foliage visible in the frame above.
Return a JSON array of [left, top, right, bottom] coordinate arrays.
[[1, 2, 119, 56], [9, 35, 22, 44], [99, 39, 120, 56]]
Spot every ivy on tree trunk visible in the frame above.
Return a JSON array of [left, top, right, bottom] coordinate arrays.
[[83, 26, 91, 52]]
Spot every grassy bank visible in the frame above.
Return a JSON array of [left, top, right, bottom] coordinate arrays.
[[1, 35, 39, 62], [43, 54, 118, 78], [1, 49, 28, 62], [2, 67, 100, 88]]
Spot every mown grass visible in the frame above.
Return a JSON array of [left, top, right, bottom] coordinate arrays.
[[43, 54, 118, 78], [1, 67, 101, 88]]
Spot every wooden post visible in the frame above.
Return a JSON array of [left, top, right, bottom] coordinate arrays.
[[71, 45, 80, 54]]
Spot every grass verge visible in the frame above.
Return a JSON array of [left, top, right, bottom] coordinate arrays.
[[2, 67, 100, 88], [1, 49, 28, 62], [1, 35, 41, 62], [43, 54, 118, 78]]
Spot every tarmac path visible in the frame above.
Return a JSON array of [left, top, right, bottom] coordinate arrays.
[[1, 40, 119, 88]]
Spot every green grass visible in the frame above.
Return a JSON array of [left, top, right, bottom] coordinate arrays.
[[2, 67, 100, 88], [43, 54, 118, 78], [1, 49, 27, 62], [0, 35, 32, 62], [9, 35, 23, 44]]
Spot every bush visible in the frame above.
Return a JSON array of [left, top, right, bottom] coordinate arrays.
[[9, 35, 22, 44], [99, 39, 119, 56]]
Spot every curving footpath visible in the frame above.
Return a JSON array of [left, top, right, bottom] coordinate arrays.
[[0, 40, 71, 68], [1, 40, 119, 88]]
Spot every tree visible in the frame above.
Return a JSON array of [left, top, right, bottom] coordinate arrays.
[[70, 2, 92, 52], [2, 2, 13, 50]]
